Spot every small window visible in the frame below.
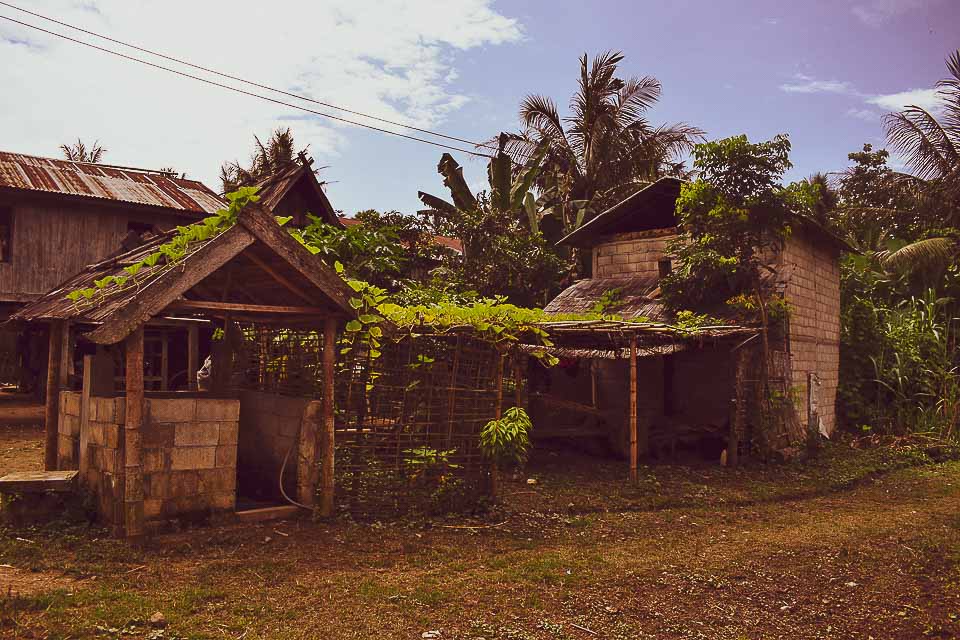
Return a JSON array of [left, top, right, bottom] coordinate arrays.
[[127, 221, 153, 236], [658, 258, 672, 279], [0, 208, 12, 263]]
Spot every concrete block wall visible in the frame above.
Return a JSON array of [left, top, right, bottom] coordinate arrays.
[[592, 229, 677, 279], [780, 228, 841, 435], [74, 395, 240, 524], [57, 391, 82, 470], [237, 390, 310, 502], [141, 397, 240, 520]]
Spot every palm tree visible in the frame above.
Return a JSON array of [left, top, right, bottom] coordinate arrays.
[[498, 51, 703, 238], [60, 139, 106, 163], [220, 127, 312, 192], [805, 172, 839, 226], [881, 49, 960, 278]]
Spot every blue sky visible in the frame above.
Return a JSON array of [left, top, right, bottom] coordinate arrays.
[[1, 0, 957, 216]]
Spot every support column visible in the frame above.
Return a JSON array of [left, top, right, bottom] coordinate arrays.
[[43, 321, 65, 470], [629, 335, 638, 484], [187, 325, 199, 391], [490, 352, 505, 500], [318, 317, 337, 518], [123, 327, 145, 540], [728, 347, 750, 467], [298, 402, 320, 509], [79, 354, 93, 477]]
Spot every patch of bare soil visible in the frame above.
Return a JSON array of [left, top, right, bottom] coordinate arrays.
[[0, 565, 79, 597], [0, 424, 43, 474]]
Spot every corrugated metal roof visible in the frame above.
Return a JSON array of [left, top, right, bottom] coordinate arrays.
[[0, 151, 225, 216]]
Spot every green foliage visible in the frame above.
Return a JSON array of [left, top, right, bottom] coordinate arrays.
[[590, 287, 622, 314], [672, 310, 723, 332], [65, 186, 261, 309], [660, 134, 812, 315], [480, 406, 532, 467]]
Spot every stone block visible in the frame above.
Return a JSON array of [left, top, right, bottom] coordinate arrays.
[[195, 399, 240, 422], [175, 422, 220, 447], [143, 448, 169, 473], [143, 423, 175, 450], [198, 468, 235, 494], [218, 421, 239, 445], [64, 392, 81, 417], [214, 444, 236, 468], [144, 498, 163, 519], [170, 470, 200, 497], [148, 398, 197, 423], [170, 446, 216, 470], [103, 424, 121, 450], [208, 492, 235, 511]]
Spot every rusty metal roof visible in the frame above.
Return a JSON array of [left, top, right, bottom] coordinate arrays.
[[0, 151, 225, 216]]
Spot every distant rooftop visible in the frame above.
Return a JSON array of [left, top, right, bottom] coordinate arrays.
[[0, 151, 224, 216]]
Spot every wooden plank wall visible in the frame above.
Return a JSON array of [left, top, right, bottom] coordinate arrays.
[[0, 196, 187, 300]]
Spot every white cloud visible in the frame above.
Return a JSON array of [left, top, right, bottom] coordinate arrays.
[[866, 88, 945, 113], [851, 0, 928, 27], [0, 0, 522, 190], [845, 107, 882, 121], [779, 73, 856, 95]]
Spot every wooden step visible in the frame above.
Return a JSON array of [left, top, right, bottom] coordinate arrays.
[[234, 504, 300, 523], [0, 470, 79, 493]]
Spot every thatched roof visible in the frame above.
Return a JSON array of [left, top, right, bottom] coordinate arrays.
[[543, 275, 668, 321], [11, 204, 355, 344]]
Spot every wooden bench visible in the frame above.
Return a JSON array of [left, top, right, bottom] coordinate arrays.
[[0, 470, 79, 494]]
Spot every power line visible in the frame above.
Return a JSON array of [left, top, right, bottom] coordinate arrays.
[[0, 13, 493, 158], [0, 0, 506, 156]]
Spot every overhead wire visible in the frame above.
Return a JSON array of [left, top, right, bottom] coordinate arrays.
[[0, 0, 510, 157], [0, 12, 494, 158]]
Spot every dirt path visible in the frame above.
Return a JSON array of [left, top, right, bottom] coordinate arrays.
[[1, 456, 958, 639], [0, 424, 43, 474]]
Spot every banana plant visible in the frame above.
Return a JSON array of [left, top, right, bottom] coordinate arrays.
[[417, 133, 551, 236]]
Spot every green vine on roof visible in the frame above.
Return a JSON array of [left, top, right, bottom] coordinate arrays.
[[64, 187, 283, 311]]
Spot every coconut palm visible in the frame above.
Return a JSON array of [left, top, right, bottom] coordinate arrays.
[[880, 49, 960, 278], [498, 51, 703, 237], [60, 139, 106, 163], [805, 172, 839, 226], [220, 127, 312, 192]]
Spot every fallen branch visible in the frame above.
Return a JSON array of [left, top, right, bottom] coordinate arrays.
[[570, 622, 596, 635], [439, 520, 508, 530]]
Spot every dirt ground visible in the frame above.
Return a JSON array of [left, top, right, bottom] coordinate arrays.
[[1, 424, 959, 640]]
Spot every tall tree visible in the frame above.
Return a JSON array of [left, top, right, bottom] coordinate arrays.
[[880, 49, 960, 277], [60, 139, 106, 163], [220, 127, 315, 192], [499, 51, 703, 241]]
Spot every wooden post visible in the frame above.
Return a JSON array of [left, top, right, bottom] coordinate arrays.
[[187, 325, 199, 391], [43, 321, 65, 471], [79, 354, 93, 477], [123, 326, 145, 540], [58, 323, 70, 388], [629, 335, 638, 484], [513, 354, 524, 409], [318, 317, 337, 518], [160, 331, 169, 391]]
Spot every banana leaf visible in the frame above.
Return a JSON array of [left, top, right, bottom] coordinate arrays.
[[436, 154, 477, 211]]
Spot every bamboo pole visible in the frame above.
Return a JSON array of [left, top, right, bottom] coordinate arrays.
[[123, 326, 145, 541], [319, 317, 337, 518], [629, 334, 638, 484], [43, 321, 65, 471], [491, 352, 505, 500]]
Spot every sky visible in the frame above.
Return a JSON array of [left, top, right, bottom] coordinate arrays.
[[0, 0, 957, 216]]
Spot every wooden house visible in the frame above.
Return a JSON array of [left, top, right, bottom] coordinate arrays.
[[0, 151, 225, 391], [540, 177, 852, 462]]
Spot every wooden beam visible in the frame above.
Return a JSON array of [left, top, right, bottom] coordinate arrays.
[[243, 250, 315, 305], [86, 224, 255, 345], [490, 352, 505, 501], [123, 326, 145, 541], [187, 325, 199, 391], [58, 323, 70, 388], [629, 334, 638, 484], [318, 317, 337, 518], [237, 206, 354, 313], [44, 321, 65, 471], [79, 354, 92, 477], [168, 299, 329, 315]]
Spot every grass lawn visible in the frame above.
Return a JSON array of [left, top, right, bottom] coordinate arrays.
[[1, 424, 959, 639]]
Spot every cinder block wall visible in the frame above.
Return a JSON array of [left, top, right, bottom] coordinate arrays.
[[141, 397, 239, 520], [57, 391, 82, 469], [780, 228, 841, 435], [592, 229, 677, 279], [237, 390, 310, 502], [75, 395, 240, 523]]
